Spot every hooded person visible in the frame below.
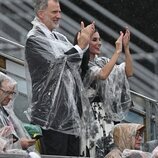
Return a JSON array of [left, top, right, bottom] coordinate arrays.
[[121, 149, 152, 158], [105, 123, 145, 158]]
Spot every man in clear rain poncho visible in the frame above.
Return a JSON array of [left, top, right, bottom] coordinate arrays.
[[0, 72, 36, 155], [24, 0, 95, 156]]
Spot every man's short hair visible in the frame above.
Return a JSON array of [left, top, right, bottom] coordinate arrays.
[[33, 0, 59, 14], [0, 72, 16, 88]]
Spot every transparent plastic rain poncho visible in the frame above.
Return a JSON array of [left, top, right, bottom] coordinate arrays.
[[83, 56, 131, 122], [122, 149, 152, 158], [0, 72, 31, 152], [144, 140, 158, 153], [105, 123, 145, 158], [24, 17, 94, 136], [152, 146, 158, 158]]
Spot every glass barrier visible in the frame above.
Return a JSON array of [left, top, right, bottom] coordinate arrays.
[[0, 154, 88, 158], [0, 36, 24, 61]]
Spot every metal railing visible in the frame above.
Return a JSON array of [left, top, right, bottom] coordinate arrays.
[[130, 90, 158, 140], [0, 36, 158, 141]]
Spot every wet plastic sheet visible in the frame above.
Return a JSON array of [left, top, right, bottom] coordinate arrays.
[[83, 57, 131, 121], [143, 140, 158, 152], [122, 149, 152, 158]]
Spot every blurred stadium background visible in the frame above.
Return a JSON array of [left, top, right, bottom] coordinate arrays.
[[0, 0, 158, 141]]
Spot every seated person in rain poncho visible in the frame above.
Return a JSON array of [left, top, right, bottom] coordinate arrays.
[[105, 123, 152, 158], [0, 72, 36, 154]]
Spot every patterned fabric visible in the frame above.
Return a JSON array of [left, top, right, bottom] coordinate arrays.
[[90, 102, 114, 158]]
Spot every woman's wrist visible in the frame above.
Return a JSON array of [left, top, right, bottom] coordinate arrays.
[[115, 50, 121, 54], [124, 45, 129, 51]]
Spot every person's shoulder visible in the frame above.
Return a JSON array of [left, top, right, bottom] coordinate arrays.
[[105, 148, 122, 158], [90, 56, 109, 68], [53, 31, 65, 37], [27, 26, 46, 40], [122, 149, 152, 158], [99, 56, 109, 62], [26, 27, 48, 46], [93, 56, 109, 62], [53, 31, 69, 42]]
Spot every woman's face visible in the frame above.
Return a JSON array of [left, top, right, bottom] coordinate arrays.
[[134, 130, 143, 150], [89, 31, 102, 56]]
